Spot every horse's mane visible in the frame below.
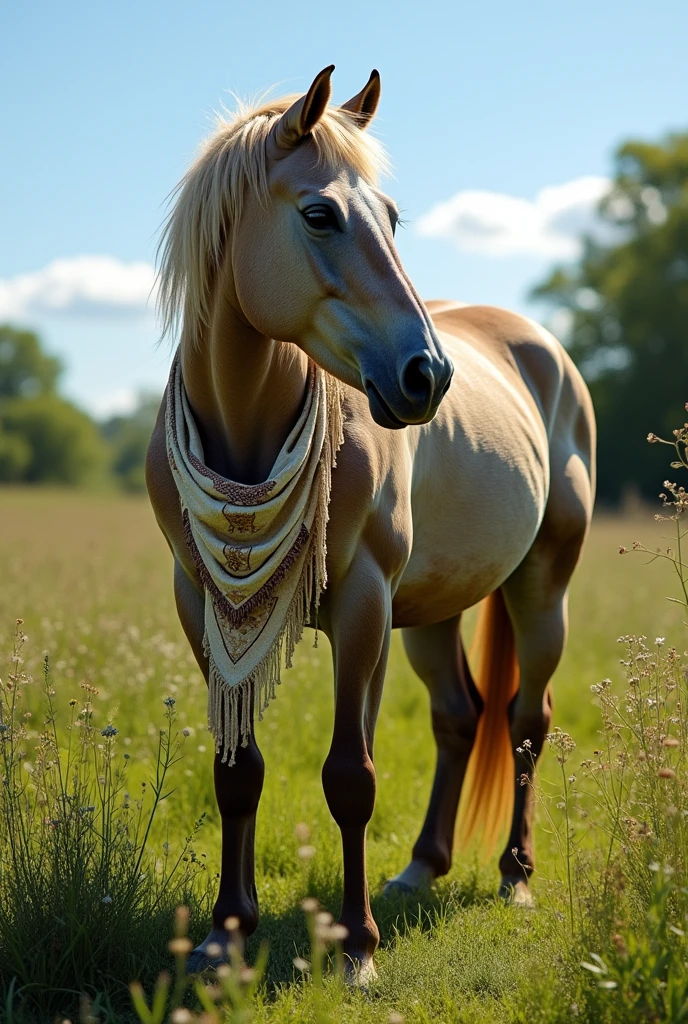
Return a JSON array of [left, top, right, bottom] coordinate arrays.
[[157, 95, 389, 346]]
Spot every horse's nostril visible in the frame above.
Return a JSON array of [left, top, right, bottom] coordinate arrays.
[[401, 355, 434, 403]]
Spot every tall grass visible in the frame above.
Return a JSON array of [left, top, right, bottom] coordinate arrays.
[[0, 623, 209, 1023], [515, 405, 688, 1023]]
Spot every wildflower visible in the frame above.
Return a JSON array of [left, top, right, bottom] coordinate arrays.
[[171, 1010, 194, 1024], [102, 894, 112, 904], [663, 736, 679, 747], [301, 898, 319, 914], [69, 698, 77, 707], [123, 752, 130, 759], [224, 915, 241, 931], [647, 432, 659, 443], [295, 822, 311, 843], [547, 727, 576, 763], [293, 956, 310, 972], [164, 696, 176, 707], [182, 727, 190, 737], [656, 637, 665, 646], [168, 937, 193, 956], [389, 1014, 405, 1024], [100, 725, 118, 738], [658, 767, 676, 779], [298, 844, 316, 860]]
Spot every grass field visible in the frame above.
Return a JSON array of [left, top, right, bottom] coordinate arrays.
[[0, 489, 685, 1023]]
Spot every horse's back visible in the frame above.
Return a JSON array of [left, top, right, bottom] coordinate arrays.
[[391, 303, 594, 627]]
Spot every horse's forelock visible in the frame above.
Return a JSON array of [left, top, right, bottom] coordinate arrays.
[[157, 96, 389, 349]]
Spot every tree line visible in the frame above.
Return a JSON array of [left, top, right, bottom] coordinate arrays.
[[0, 324, 159, 491], [2, 127, 686, 500], [532, 130, 688, 503]]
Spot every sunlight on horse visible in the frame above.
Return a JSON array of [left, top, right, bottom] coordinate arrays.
[[146, 65, 595, 982]]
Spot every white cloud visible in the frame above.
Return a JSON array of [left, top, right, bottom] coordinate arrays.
[[0, 256, 157, 320], [90, 387, 140, 420], [416, 176, 612, 258]]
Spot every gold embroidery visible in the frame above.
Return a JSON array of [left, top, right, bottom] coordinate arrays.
[[224, 545, 251, 574], [223, 509, 259, 534], [220, 598, 278, 663]]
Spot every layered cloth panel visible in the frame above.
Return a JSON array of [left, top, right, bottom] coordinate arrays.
[[166, 351, 344, 763]]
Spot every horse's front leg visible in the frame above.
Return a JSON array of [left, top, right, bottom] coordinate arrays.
[[173, 562, 264, 972], [321, 554, 390, 981]]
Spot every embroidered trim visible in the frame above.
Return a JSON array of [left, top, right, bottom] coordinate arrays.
[[182, 508, 310, 624]]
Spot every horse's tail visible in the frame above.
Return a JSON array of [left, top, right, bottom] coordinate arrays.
[[458, 589, 520, 855]]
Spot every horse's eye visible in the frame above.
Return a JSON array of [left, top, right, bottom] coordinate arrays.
[[302, 205, 339, 231]]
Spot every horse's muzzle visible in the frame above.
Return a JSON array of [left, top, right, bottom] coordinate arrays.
[[365, 354, 453, 429]]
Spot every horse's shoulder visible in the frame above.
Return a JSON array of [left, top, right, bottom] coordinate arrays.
[[337, 388, 405, 487], [326, 387, 413, 577]]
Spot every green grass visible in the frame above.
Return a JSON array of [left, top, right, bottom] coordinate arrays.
[[0, 489, 684, 1023]]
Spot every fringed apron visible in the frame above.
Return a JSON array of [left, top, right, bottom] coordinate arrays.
[[165, 352, 344, 764]]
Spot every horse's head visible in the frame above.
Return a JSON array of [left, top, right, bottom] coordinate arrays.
[[231, 66, 453, 429]]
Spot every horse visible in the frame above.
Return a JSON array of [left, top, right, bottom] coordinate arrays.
[[146, 65, 595, 980]]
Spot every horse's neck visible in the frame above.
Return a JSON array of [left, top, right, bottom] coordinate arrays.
[[180, 304, 309, 485]]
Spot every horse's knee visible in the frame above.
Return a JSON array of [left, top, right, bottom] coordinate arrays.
[[322, 748, 376, 828], [431, 701, 480, 754], [214, 740, 264, 819], [509, 690, 552, 760]]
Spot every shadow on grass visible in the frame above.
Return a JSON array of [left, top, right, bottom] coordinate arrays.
[[248, 868, 497, 990]]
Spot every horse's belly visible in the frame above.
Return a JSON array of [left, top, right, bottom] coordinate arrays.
[[392, 404, 548, 627], [392, 498, 539, 627]]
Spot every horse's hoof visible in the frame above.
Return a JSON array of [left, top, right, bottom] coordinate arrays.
[[382, 878, 416, 897], [344, 955, 378, 990], [383, 860, 434, 895], [185, 930, 231, 974], [498, 876, 534, 908]]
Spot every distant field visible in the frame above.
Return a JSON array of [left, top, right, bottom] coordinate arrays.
[[0, 489, 682, 1022]]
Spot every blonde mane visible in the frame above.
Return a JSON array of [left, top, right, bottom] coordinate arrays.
[[157, 96, 389, 345]]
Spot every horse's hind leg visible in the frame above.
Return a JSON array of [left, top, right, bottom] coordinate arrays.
[[498, 457, 591, 904], [386, 616, 482, 893]]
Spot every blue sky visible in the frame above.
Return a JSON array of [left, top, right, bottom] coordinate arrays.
[[1, 0, 686, 415]]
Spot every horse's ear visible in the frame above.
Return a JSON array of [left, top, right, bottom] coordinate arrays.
[[340, 70, 381, 129], [270, 65, 335, 153]]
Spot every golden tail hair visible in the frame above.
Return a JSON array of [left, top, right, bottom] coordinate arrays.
[[457, 589, 520, 855]]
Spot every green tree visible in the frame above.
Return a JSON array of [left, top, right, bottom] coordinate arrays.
[[101, 393, 161, 492], [0, 395, 108, 485], [532, 132, 688, 502], [0, 325, 63, 398], [0, 325, 108, 485]]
